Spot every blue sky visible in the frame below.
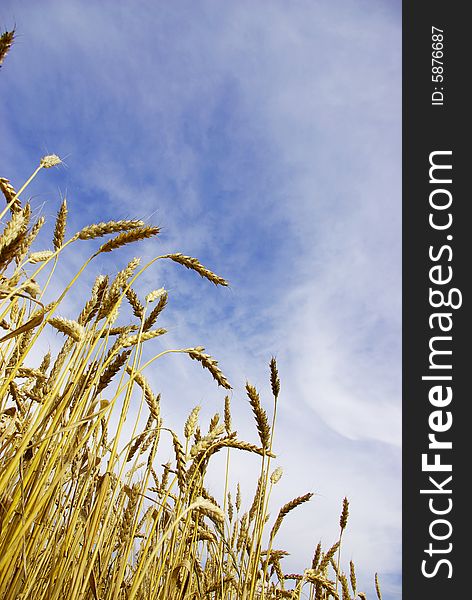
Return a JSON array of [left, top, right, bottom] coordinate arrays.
[[1, 1, 401, 597]]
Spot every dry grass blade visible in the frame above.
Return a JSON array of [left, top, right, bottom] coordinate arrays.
[[163, 253, 228, 286], [98, 226, 159, 253]]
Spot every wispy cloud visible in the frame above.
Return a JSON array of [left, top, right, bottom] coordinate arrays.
[[0, 1, 401, 597]]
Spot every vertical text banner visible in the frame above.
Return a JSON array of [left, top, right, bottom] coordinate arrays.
[[403, 2, 469, 598]]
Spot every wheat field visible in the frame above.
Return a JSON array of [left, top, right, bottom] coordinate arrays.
[[0, 29, 381, 600]]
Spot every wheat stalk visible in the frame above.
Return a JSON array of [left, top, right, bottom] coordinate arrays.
[[349, 560, 357, 596], [0, 30, 15, 67], [375, 573, 382, 600], [48, 316, 85, 342], [97, 226, 159, 253], [184, 406, 201, 440], [39, 154, 61, 168], [143, 292, 167, 331], [73, 219, 142, 241], [125, 287, 145, 319], [53, 198, 68, 250], [246, 382, 270, 449], [119, 328, 167, 348], [186, 346, 231, 389], [163, 253, 228, 286], [270, 493, 313, 541], [28, 250, 54, 263], [125, 366, 160, 421], [0, 178, 21, 214]]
